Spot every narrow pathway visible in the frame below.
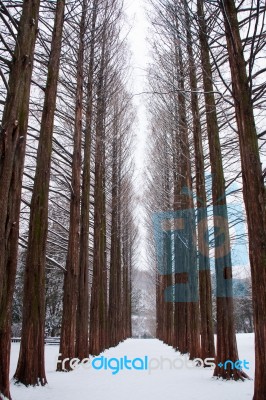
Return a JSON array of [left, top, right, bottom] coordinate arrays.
[[10, 335, 254, 400]]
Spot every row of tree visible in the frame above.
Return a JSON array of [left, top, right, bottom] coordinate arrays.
[[0, 1, 137, 399], [145, 1, 265, 399]]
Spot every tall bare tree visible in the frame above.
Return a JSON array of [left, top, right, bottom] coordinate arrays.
[[219, 0, 266, 395], [183, 0, 215, 361], [58, 0, 87, 372], [0, 1, 40, 398], [197, 0, 248, 380], [89, 19, 108, 355], [76, 0, 98, 360], [14, 0, 65, 386]]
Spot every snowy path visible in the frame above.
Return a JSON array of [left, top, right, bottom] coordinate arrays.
[[10, 334, 255, 400]]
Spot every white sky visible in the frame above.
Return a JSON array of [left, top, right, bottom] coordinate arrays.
[[123, 0, 151, 269], [124, 0, 150, 174]]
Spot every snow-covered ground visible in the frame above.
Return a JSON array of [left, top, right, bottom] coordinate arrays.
[[10, 334, 255, 400]]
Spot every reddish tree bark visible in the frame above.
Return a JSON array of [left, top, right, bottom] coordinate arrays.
[[184, 0, 215, 361], [76, 0, 98, 360], [173, 27, 200, 358], [0, 1, 40, 398], [219, 0, 266, 395], [108, 120, 122, 348], [58, 0, 87, 372], [14, 0, 65, 386], [197, 0, 248, 381], [89, 33, 108, 355]]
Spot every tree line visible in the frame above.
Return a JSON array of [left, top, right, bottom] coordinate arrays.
[[0, 0, 137, 399], [145, 1, 266, 399]]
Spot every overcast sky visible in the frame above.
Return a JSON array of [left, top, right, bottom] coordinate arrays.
[[124, 0, 150, 170], [124, 0, 151, 268]]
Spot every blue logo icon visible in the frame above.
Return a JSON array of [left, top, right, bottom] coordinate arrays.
[[153, 175, 248, 302]]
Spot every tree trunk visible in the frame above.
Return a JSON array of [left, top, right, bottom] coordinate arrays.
[[14, 0, 65, 385], [184, 0, 215, 361], [89, 31, 107, 355], [108, 118, 121, 348], [219, 0, 266, 394], [57, 0, 86, 372], [0, 1, 40, 398], [122, 214, 132, 340], [197, 0, 248, 380], [173, 30, 200, 358], [76, 0, 98, 360]]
